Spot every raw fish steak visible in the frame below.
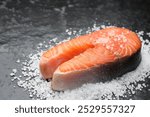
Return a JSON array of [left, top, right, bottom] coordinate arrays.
[[40, 27, 141, 91]]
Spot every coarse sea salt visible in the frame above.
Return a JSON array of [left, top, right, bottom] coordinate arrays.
[[11, 25, 150, 100]]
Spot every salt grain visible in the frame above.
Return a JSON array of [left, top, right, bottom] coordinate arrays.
[[52, 38, 57, 42], [16, 59, 20, 63], [147, 32, 150, 37], [106, 45, 110, 49], [68, 31, 72, 35], [123, 38, 127, 42], [120, 45, 123, 48], [12, 69, 17, 73], [10, 73, 15, 77], [145, 39, 149, 43], [11, 76, 19, 81], [138, 31, 144, 36], [101, 25, 106, 29], [38, 43, 43, 47]]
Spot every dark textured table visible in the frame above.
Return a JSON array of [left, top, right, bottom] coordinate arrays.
[[0, 0, 150, 99]]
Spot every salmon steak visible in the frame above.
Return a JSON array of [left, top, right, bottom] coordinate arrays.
[[39, 27, 141, 91]]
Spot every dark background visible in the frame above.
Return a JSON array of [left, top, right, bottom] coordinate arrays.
[[0, 0, 150, 99]]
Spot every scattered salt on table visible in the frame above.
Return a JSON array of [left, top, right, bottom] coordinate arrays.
[[11, 25, 150, 100]]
